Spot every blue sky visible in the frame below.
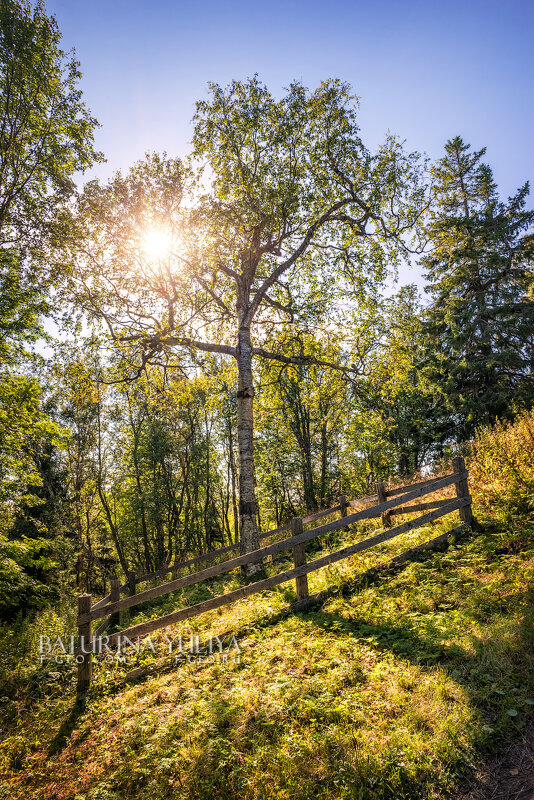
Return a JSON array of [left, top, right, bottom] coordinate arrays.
[[47, 0, 534, 286]]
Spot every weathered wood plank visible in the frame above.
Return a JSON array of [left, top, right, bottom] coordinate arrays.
[[134, 543, 240, 584], [389, 499, 458, 516], [292, 517, 309, 600], [91, 593, 111, 611], [93, 615, 111, 638], [303, 504, 343, 524], [105, 498, 468, 644], [261, 504, 345, 537], [348, 493, 377, 508], [453, 456, 473, 526], [80, 470, 465, 624], [386, 475, 447, 497]]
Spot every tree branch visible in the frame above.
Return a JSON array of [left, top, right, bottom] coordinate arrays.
[[247, 198, 352, 322], [260, 292, 294, 319], [157, 335, 236, 357], [252, 346, 361, 379]]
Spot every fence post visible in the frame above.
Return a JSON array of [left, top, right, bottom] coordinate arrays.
[[452, 455, 473, 526], [339, 495, 348, 527], [77, 593, 92, 693], [291, 517, 309, 601], [110, 578, 120, 629], [376, 482, 392, 528]]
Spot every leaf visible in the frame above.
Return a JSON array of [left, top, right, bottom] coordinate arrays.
[[506, 709, 518, 717]]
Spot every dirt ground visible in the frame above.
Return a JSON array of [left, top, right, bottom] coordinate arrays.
[[456, 724, 534, 800]]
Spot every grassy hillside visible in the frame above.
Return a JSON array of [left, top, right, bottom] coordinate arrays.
[[1, 412, 534, 800]]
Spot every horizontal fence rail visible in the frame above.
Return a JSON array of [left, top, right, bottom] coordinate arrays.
[[102, 498, 469, 646], [79, 471, 466, 625], [129, 494, 377, 588], [85, 493, 380, 631], [385, 475, 445, 497], [75, 457, 473, 691], [389, 498, 453, 516]]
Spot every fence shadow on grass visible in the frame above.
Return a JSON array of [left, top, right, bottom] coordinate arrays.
[[47, 693, 88, 756]]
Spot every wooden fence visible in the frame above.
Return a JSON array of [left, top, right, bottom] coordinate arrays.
[[76, 456, 473, 692]]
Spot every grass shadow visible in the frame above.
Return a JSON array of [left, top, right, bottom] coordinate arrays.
[[47, 692, 88, 756]]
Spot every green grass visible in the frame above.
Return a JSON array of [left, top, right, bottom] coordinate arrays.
[[1, 507, 534, 800]]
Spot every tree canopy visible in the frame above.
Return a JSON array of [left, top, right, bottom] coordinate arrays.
[[0, 0, 101, 249], [60, 77, 428, 564], [0, 0, 101, 614], [0, 9, 532, 614]]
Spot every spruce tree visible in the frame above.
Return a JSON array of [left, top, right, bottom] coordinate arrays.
[[422, 136, 534, 440]]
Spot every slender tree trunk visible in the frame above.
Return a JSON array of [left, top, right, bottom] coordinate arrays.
[[154, 514, 166, 569], [302, 439, 317, 511], [131, 428, 152, 572], [96, 392, 129, 577], [227, 414, 239, 544], [236, 322, 262, 574], [284, 380, 317, 511], [294, 413, 317, 511], [203, 411, 213, 549], [320, 419, 328, 507]]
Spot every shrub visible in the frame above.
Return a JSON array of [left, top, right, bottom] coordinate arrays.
[[468, 408, 534, 519]]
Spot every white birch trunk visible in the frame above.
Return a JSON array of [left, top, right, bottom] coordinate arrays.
[[236, 320, 262, 575]]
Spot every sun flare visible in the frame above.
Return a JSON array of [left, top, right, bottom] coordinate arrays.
[[140, 226, 173, 261]]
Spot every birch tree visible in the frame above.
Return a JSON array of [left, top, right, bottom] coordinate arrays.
[[60, 78, 426, 571]]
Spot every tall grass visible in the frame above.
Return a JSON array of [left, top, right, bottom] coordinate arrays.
[[468, 408, 534, 520]]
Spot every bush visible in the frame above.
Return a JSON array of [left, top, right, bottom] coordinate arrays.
[[468, 408, 534, 519]]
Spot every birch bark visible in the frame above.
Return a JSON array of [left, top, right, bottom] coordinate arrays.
[[236, 309, 262, 574]]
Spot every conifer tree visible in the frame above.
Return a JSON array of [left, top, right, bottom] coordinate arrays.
[[422, 136, 534, 440]]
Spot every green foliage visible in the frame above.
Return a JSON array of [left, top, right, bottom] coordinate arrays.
[[192, 76, 425, 283], [361, 285, 449, 477], [0, 531, 56, 613], [58, 78, 428, 362], [469, 407, 534, 520], [0, 0, 100, 616], [0, 374, 61, 506], [255, 332, 349, 519], [422, 136, 534, 440], [2, 458, 534, 799], [46, 343, 242, 585], [0, 0, 101, 246], [0, 249, 47, 364], [56, 77, 429, 561], [0, 371, 67, 615]]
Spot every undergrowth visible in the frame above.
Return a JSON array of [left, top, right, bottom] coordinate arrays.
[[1, 410, 534, 799]]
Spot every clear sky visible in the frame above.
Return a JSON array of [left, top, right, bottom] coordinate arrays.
[[46, 0, 534, 286]]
